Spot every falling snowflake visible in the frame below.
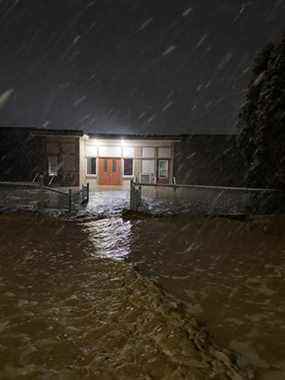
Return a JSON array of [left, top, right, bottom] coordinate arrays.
[[138, 18, 153, 32], [162, 45, 176, 56], [162, 101, 174, 112], [73, 35, 81, 45], [73, 96, 87, 107], [138, 112, 146, 120], [182, 8, 192, 17], [196, 34, 208, 49], [0, 89, 14, 110]]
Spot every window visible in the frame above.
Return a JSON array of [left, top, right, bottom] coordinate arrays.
[[112, 159, 117, 172], [123, 158, 133, 176], [142, 160, 155, 175], [87, 157, 96, 175], [158, 160, 169, 178], [48, 156, 58, 176], [104, 159, 108, 172]]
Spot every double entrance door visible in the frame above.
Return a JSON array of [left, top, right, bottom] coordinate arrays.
[[99, 158, 122, 185]]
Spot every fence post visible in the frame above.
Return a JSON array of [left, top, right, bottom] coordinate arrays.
[[86, 182, 90, 203], [130, 179, 134, 210], [39, 174, 44, 188], [81, 184, 84, 204], [138, 184, 142, 209], [134, 187, 138, 210], [68, 189, 72, 213], [130, 179, 142, 211]]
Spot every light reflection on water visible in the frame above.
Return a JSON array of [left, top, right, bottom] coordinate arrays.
[[82, 218, 133, 261], [83, 214, 285, 379]]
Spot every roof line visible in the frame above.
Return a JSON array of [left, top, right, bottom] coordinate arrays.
[[0, 126, 83, 136], [0, 126, 238, 138]]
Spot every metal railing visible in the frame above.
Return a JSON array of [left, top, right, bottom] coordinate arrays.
[[0, 181, 90, 213], [130, 179, 285, 215]]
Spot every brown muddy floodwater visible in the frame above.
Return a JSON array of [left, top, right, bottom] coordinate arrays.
[[125, 215, 285, 380], [0, 213, 284, 379], [84, 214, 285, 380]]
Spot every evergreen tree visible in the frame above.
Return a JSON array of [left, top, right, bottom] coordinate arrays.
[[238, 35, 285, 189]]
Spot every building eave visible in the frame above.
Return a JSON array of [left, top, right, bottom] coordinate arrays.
[[85, 133, 184, 142], [0, 126, 83, 137]]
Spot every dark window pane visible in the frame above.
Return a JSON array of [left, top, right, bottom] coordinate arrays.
[[91, 158, 96, 174], [87, 157, 96, 175], [112, 159, 117, 172], [104, 159, 108, 172], [124, 159, 133, 176], [158, 160, 168, 178]]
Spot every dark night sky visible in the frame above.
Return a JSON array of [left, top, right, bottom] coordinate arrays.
[[0, 0, 284, 135]]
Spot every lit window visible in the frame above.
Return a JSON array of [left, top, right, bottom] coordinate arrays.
[[142, 160, 155, 175], [48, 156, 58, 176], [124, 158, 133, 176], [87, 157, 96, 175], [158, 160, 169, 178]]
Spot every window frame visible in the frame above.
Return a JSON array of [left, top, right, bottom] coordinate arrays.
[[123, 158, 134, 177], [158, 159, 169, 178], [142, 159, 155, 175], [86, 156, 97, 177]]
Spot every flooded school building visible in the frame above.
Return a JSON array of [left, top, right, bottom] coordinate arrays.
[[0, 127, 242, 188]]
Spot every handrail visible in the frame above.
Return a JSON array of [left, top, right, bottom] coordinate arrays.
[[0, 181, 82, 212], [0, 181, 40, 188], [134, 182, 282, 193], [42, 186, 68, 196], [0, 181, 69, 195], [130, 180, 284, 213]]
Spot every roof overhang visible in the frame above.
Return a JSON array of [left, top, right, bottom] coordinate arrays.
[[0, 126, 83, 137], [84, 133, 183, 142]]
